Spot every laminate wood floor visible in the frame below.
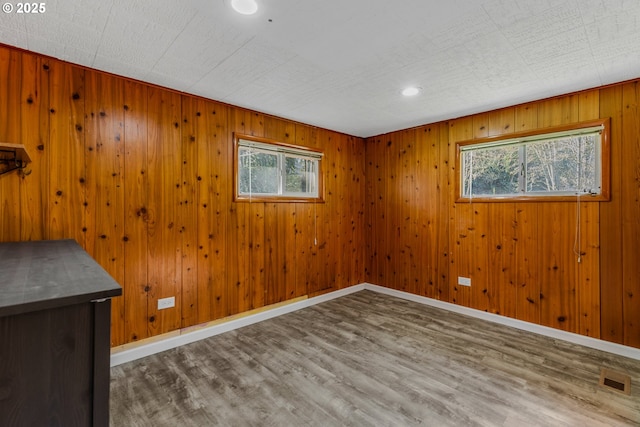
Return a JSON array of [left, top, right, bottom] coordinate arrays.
[[110, 291, 640, 426]]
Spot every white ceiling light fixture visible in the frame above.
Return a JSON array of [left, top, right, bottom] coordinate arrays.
[[231, 0, 258, 15], [402, 86, 421, 97]]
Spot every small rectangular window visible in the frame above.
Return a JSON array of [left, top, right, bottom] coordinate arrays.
[[234, 134, 323, 202], [456, 119, 610, 202]]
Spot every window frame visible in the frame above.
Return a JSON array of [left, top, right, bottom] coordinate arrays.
[[233, 133, 325, 203], [455, 118, 611, 203]]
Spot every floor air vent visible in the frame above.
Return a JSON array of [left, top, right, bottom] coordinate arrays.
[[599, 368, 631, 395]]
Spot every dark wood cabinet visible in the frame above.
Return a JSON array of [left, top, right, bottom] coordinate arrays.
[[0, 240, 122, 427]]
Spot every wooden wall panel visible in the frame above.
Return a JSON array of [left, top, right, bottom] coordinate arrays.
[[374, 132, 393, 289], [537, 203, 577, 332], [225, 110, 250, 316], [146, 88, 183, 336], [399, 129, 416, 293], [473, 112, 489, 139], [468, 114, 491, 312], [264, 117, 296, 304], [0, 50, 47, 242], [347, 133, 366, 290], [411, 126, 430, 297], [23, 58, 49, 242], [621, 82, 640, 348], [577, 201, 600, 338], [487, 109, 517, 317], [332, 131, 349, 291], [383, 131, 401, 290], [375, 132, 392, 290], [436, 123, 451, 301], [180, 96, 199, 329], [312, 129, 336, 295], [514, 103, 540, 324], [247, 200, 266, 311], [599, 85, 624, 343], [418, 124, 447, 300], [412, 128, 431, 296], [363, 123, 449, 300], [487, 203, 517, 317], [122, 81, 149, 343], [535, 100, 578, 332], [538, 96, 577, 127], [334, 131, 365, 291], [264, 200, 281, 305], [333, 133, 349, 290], [0, 49, 27, 241], [47, 63, 85, 243], [577, 90, 601, 338], [448, 117, 473, 307], [366, 77, 639, 349], [84, 70, 126, 345], [276, 205, 296, 300], [515, 103, 538, 132], [190, 99, 230, 325], [228, 108, 263, 315], [489, 109, 515, 136], [364, 135, 383, 285], [0, 44, 366, 348], [514, 204, 540, 324], [293, 125, 318, 297], [3, 42, 640, 351], [579, 90, 600, 122]]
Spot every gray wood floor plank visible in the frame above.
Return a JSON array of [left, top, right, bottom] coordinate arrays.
[[111, 291, 640, 426]]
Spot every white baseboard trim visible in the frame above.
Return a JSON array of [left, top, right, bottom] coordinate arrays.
[[110, 284, 365, 367], [363, 283, 640, 361], [111, 282, 640, 366]]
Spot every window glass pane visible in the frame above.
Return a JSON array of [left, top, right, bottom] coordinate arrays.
[[462, 145, 519, 197], [236, 136, 323, 201], [457, 123, 606, 201], [238, 148, 279, 195], [578, 135, 598, 192], [284, 156, 317, 195], [525, 135, 597, 193]]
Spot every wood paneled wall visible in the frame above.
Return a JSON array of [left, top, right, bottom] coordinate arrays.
[[0, 45, 365, 346], [2, 42, 639, 351], [365, 82, 640, 349], [365, 124, 451, 301]]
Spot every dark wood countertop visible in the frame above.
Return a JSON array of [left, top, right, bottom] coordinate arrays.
[[0, 239, 122, 317]]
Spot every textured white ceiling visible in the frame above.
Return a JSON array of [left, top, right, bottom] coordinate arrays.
[[2, 0, 640, 137]]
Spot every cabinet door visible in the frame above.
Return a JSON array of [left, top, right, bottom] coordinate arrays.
[[92, 299, 112, 427], [0, 303, 93, 426]]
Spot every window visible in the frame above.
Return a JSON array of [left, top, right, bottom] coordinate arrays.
[[234, 134, 323, 202], [456, 119, 610, 202]]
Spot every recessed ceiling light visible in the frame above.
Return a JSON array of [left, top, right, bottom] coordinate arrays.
[[231, 0, 258, 15], [402, 86, 421, 97]]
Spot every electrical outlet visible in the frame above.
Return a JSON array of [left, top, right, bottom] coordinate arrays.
[[157, 296, 175, 310], [458, 276, 471, 287]]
